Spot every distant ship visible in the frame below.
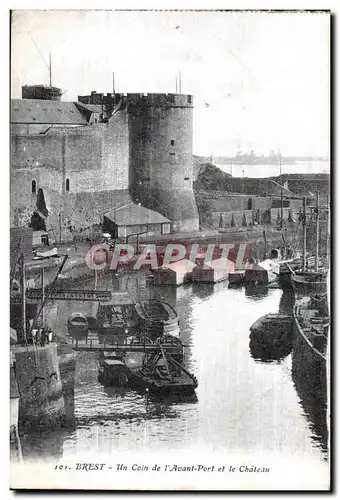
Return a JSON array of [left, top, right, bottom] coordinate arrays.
[[213, 152, 328, 166]]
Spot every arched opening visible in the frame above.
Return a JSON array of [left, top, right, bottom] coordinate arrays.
[[30, 188, 48, 231], [30, 211, 46, 232], [66, 178, 70, 192], [31, 180, 37, 194]]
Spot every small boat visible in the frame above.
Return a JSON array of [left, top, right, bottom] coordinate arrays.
[[291, 293, 329, 455], [134, 300, 180, 338], [98, 338, 193, 394], [249, 313, 293, 362], [67, 312, 89, 343], [228, 270, 245, 285], [293, 294, 329, 361], [127, 346, 198, 395], [291, 269, 328, 298], [96, 292, 137, 343], [98, 351, 131, 386], [32, 247, 59, 260], [250, 313, 292, 335]]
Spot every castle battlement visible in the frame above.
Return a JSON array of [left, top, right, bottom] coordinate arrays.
[[78, 91, 193, 108]]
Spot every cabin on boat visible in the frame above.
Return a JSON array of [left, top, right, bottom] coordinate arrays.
[[153, 259, 197, 286], [192, 258, 235, 284]]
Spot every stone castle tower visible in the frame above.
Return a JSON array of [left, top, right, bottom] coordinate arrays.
[[10, 89, 199, 238], [126, 93, 199, 232]]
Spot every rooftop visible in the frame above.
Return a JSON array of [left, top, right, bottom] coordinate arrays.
[[105, 204, 170, 226], [75, 102, 103, 114], [161, 259, 197, 273], [11, 99, 88, 125]]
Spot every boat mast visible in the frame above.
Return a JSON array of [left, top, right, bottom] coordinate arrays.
[[302, 197, 307, 271], [20, 253, 26, 344], [49, 51, 52, 87], [315, 190, 320, 271], [326, 195, 330, 268], [279, 153, 283, 229]]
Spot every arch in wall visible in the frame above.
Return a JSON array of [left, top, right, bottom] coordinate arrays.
[[66, 178, 70, 192], [31, 180, 37, 194], [30, 188, 49, 231]]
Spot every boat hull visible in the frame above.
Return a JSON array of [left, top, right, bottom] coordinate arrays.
[[128, 369, 198, 395], [292, 306, 328, 454], [228, 271, 245, 285], [134, 301, 180, 338], [291, 272, 328, 298]]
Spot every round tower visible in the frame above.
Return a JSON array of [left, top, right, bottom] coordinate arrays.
[[128, 93, 199, 232]]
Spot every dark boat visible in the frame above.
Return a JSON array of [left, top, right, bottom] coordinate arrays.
[[249, 313, 293, 362], [292, 295, 329, 363], [126, 346, 198, 395], [98, 351, 131, 386], [134, 300, 180, 338], [228, 270, 245, 285], [250, 313, 292, 334], [98, 344, 197, 395], [291, 270, 328, 298], [96, 292, 137, 343], [67, 312, 89, 343], [292, 293, 329, 455]]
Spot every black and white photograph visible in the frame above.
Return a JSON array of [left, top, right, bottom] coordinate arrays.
[[9, 8, 330, 490]]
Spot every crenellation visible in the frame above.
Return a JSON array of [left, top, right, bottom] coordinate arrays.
[[11, 89, 199, 237]]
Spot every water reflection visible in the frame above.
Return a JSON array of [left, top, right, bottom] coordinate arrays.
[[20, 420, 76, 462], [279, 290, 295, 315], [245, 284, 269, 299], [21, 270, 327, 461], [192, 281, 227, 299]]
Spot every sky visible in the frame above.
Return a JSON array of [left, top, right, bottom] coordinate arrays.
[[11, 10, 330, 157]]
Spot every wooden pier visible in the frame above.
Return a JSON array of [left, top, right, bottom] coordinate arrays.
[[12, 288, 112, 304], [71, 337, 185, 356]]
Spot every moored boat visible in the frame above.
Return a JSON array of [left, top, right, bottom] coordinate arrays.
[[67, 312, 89, 343], [250, 313, 292, 334], [291, 270, 328, 298], [96, 292, 137, 343], [126, 346, 198, 395], [292, 293, 329, 454], [134, 300, 180, 338], [98, 342, 196, 395], [292, 294, 329, 362], [228, 270, 245, 285], [249, 313, 293, 362]]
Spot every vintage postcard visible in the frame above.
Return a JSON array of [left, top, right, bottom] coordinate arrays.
[[9, 9, 330, 491]]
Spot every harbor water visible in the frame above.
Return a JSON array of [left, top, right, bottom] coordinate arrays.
[[215, 160, 329, 178], [19, 270, 328, 464]]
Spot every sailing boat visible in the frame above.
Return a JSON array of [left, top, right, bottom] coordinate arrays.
[[291, 192, 329, 298]]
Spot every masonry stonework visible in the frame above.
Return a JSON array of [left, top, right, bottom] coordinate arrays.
[[11, 93, 199, 239]]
